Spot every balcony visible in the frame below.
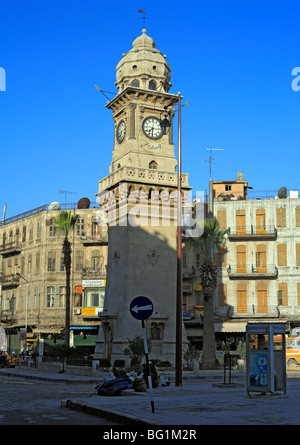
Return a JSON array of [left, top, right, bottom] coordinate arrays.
[[0, 236, 22, 256], [228, 226, 277, 240], [0, 273, 20, 289], [227, 264, 278, 279], [81, 267, 106, 279], [80, 231, 108, 245]]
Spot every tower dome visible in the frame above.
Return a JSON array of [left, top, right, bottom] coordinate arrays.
[[115, 28, 172, 93]]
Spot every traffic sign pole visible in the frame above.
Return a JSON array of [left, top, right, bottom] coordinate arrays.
[[142, 319, 155, 413], [130, 296, 155, 413]]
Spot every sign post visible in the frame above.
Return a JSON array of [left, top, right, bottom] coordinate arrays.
[[130, 296, 155, 413]]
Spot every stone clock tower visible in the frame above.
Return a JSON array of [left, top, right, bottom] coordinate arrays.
[[93, 29, 191, 366]]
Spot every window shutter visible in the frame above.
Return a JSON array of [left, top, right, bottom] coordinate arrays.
[[296, 208, 300, 227], [296, 244, 300, 266], [217, 210, 227, 229], [276, 208, 286, 228], [277, 244, 287, 266]]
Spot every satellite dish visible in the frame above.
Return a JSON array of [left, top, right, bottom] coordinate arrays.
[[278, 187, 287, 199], [77, 197, 90, 209], [48, 201, 61, 210]]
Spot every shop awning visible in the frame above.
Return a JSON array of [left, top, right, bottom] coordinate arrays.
[[214, 322, 247, 333], [33, 327, 64, 335]]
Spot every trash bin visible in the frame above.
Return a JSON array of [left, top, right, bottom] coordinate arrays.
[[246, 323, 286, 396]]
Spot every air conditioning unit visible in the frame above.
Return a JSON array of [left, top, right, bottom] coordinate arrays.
[[73, 308, 81, 315]]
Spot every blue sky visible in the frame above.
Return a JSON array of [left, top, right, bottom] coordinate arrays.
[[0, 0, 299, 219]]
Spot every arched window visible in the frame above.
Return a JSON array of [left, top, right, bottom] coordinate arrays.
[[149, 161, 158, 169], [149, 80, 156, 90], [131, 80, 139, 87]]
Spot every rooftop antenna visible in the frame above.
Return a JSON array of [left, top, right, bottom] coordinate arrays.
[[137, 8, 150, 28], [58, 190, 78, 207], [205, 148, 224, 180], [204, 148, 224, 218]]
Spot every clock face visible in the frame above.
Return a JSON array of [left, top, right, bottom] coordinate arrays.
[[142, 116, 163, 140], [116, 120, 126, 143]]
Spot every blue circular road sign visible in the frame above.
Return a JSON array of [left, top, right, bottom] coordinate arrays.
[[130, 296, 154, 321]]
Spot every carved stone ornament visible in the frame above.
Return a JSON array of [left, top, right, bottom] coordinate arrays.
[[147, 249, 160, 265], [113, 250, 120, 267]]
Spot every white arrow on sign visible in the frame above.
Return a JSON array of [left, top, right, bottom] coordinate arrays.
[[131, 304, 153, 313]]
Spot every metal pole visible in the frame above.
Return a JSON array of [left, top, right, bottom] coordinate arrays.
[[142, 320, 155, 413], [176, 92, 183, 387]]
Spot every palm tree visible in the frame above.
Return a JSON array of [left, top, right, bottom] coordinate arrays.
[[184, 217, 228, 369], [53, 210, 78, 347]]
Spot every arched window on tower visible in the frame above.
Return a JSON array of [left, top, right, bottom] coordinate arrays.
[[131, 80, 139, 87], [149, 161, 158, 170], [149, 80, 156, 90]]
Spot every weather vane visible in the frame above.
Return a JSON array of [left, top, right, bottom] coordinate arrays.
[[137, 8, 150, 28]]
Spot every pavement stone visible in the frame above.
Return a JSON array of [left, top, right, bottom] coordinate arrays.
[[1, 367, 300, 425]]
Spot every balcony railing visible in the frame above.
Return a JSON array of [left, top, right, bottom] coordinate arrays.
[[227, 264, 278, 278], [80, 231, 108, 245], [0, 236, 22, 256], [0, 273, 20, 288], [228, 226, 277, 239], [81, 267, 106, 278]]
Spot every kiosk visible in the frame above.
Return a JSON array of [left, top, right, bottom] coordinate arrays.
[[246, 323, 286, 396]]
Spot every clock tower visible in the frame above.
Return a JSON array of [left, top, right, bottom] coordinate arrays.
[[94, 28, 191, 366]]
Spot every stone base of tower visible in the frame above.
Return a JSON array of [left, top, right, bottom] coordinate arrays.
[[93, 224, 188, 367]]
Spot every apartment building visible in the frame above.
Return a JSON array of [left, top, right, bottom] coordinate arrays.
[[182, 174, 300, 348], [0, 201, 107, 354], [213, 175, 300, 341]]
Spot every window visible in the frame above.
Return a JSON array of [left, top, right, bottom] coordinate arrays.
[[22, 226, 26, 242], [298, 283, 300, 306], [256, 209, 266, 234], [214, 245, 227, 267], [34, 287, 39, 309], [195, 253, 200, 267], [59, 286, 66, 308], [256, 244, 267, 272], [149, 161, 158, 169], [20, 256, 25, 275], [29, 223, 33, 241], [278, 283, 288, 306], [49, 219, 56, 237], [276, 208, 286, 228], [257, 282, 268, 313], [217, 210, 227, 229], [46, 286, 55, 307], [237, 283, 247, 312], [277, 244, 287, 267], [35, 252, 40, 273], [77, 218, 85, 236], [47, 251, 56, 272], [28, 254, 32, 274], [37, 221, 42, 239], [149, 80, 156, 90], [76, 250, 84, 271], [225, 184, 232, 191], [91, 250, 101, 271], [236, 210, 246, 234], [296, 208, 300, 227], [60, 255, 65, 272], [236, 245, 246, 273], [296, 244, 300, 266], [218, 283, 227, 306], [131, 80, 139, 87]]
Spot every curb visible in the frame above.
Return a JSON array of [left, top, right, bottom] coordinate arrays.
[[63, 399, 154, 425]]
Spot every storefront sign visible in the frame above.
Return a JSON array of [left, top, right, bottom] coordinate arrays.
[[82, 307, 96, 316], [82, 280, 106, 288]]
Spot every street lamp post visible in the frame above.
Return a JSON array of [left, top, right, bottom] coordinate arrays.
[[160, 92, 183, 386], [16, 273, 29, 357]]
